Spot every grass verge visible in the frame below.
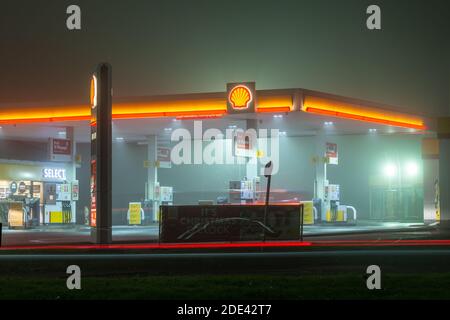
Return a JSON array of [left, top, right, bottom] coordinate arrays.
[[1, 273, 449, 300]]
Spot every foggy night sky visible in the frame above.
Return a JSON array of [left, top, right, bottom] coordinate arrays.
[[0, 0, 449, 116]]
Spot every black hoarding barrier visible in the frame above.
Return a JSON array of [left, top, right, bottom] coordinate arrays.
[[300, 203, 304, 242], [160, 204, 304, 243]]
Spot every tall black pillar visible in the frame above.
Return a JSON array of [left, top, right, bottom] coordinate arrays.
[[437, 117, 450, 232], [90, 63, 112, 244]]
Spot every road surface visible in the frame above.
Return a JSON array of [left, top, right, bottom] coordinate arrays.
[[0, 222, 439, 246]]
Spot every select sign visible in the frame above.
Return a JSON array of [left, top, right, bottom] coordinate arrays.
[[42, 168, 67, 180]]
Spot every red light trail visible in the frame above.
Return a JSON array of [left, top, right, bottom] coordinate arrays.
[[1, 239, 450, 251]]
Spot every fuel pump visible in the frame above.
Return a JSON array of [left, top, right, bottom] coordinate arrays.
[[323, 183, 340, 222], [316, 142, 357, 224]]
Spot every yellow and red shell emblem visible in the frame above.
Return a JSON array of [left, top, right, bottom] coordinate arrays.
[[229, 85, 252, 109]]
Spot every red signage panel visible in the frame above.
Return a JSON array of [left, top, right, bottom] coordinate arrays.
[[52, 138, 71, 155]]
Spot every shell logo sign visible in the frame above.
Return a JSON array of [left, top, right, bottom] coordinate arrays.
[[229, 85, 252, 109], [227, 82, 256, 114]]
